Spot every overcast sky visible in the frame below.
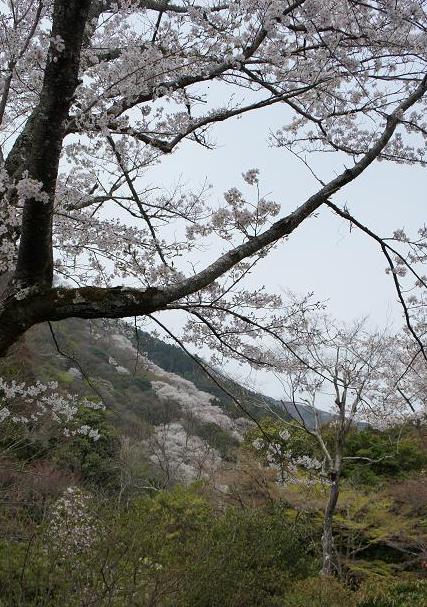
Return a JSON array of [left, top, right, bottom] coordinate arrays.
[[131, 99, 425, 399]]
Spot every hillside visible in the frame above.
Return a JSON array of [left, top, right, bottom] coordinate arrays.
[[0, 317, 329, 484], [1, 319, 427, 606], [134, 327, 332, 427]]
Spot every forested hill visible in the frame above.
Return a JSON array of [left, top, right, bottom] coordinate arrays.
[[0, 317, 330, 485], [3, 315, 329, 429], [132, 325, 331, 427], [2, 318, 427, 606]]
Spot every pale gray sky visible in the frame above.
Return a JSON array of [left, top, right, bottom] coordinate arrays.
[[150, 102, 424, 324], [131, 100, 425, 398]]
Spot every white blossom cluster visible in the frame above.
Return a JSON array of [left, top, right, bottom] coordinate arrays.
[[146, 422, 221, 484], [15, 172, 49, 205], [151, 378, 239, 434], [0, 169, 20, 272], [187, 171, 281, 242], [4, 0, 424, 299], [64, 424, 101, 441], [179, 288, 319, 373], [0, 377, 103, 440], [47, 487, 99, 559], [108, 355, 131, 375]]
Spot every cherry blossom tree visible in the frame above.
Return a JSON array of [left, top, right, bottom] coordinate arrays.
[[0, 375, 103, 439], [0, 0, 426, 360], [145, 421, 222, 485], [273, 314, 417, 576], [385, 306, 427, 423], [48, 486, 99, 560]]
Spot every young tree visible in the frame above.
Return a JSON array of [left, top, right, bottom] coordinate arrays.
[[0, 0, 426, 358], [273, 317, 402, 576]]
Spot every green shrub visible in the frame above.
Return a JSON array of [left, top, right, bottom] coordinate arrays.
[[284, 576, 357, 607], [177, 505, 318, 607], [245, 418, 319, 461], [343, 427, 427, 484], [53, 408, 120, 490], [0, 539, 61, 606], [184, 419, 239, 459], [53, 370, 75, 386], [357, 579, 427, 607], [133, 376, 151, 391]]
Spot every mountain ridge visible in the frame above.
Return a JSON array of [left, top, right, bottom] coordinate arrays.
[[0, 317, 331, 485]]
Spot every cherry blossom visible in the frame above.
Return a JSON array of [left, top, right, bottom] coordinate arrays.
[[48, 486, 99, 559], [0, 0, 425, 360], [145, 422, 222, 484], [0, 376, 103, 439]]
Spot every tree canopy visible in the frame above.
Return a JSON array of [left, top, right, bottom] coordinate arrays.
[[0, 0, 426, 361]]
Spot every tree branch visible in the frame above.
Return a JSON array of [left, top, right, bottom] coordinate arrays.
[[1, 75, 426, 354]]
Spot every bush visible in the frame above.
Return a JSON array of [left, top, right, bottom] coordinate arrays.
[[284, 576, 357, 607], [0, 539, 60, 606], [343, 427, 427, 484], [245, 418, 319, 462], [177, 505, 318, 606], [53, 408, 120, 490], [356, 579, 427, 607]]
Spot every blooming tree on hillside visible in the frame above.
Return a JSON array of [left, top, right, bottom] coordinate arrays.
[[48, 486, 98, 560], [0, 376, 102, 439], [0, 0, 425, 362], [146, 421, 222, 484], [270, 314, 421, 576]]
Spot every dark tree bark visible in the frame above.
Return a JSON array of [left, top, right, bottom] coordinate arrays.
[[9, 0, 92, 289], [320, 390, 346, 575], [321, 468, 341, 576]]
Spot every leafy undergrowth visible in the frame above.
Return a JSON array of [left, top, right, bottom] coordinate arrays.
[[0, 319, 426, 606]]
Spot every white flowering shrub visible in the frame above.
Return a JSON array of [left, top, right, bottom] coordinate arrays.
[[47, 486, 98, 560], [0, 377, 103, 440]]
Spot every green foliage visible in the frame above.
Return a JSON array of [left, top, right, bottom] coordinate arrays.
[[282, 578, 427, 607], [0, 462, 426, 607], [184, 418, 239, 459], [130, 498, 316, 606], [0, 418, 54, 462], [284, 576, 357, 607], [141, 484, 213, 538], [246, 418, 427, 487], [343, 426, 427, 484], [0, 539, 57, 606], [245, 417, 318, 458], [52, 370, 75, 386], [1, 319, 426, 606], [53, 408, 120, 490], [135, 394, 182, 425], [357, 579, 427, 606], [88, 345, 109, 361], [178, 505, 318, 607], [133, 376, 151, 391], [0, 489, 320, 607]]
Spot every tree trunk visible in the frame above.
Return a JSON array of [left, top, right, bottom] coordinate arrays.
[[321, 470, 340, 576], [10, 0, 92, 290]]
